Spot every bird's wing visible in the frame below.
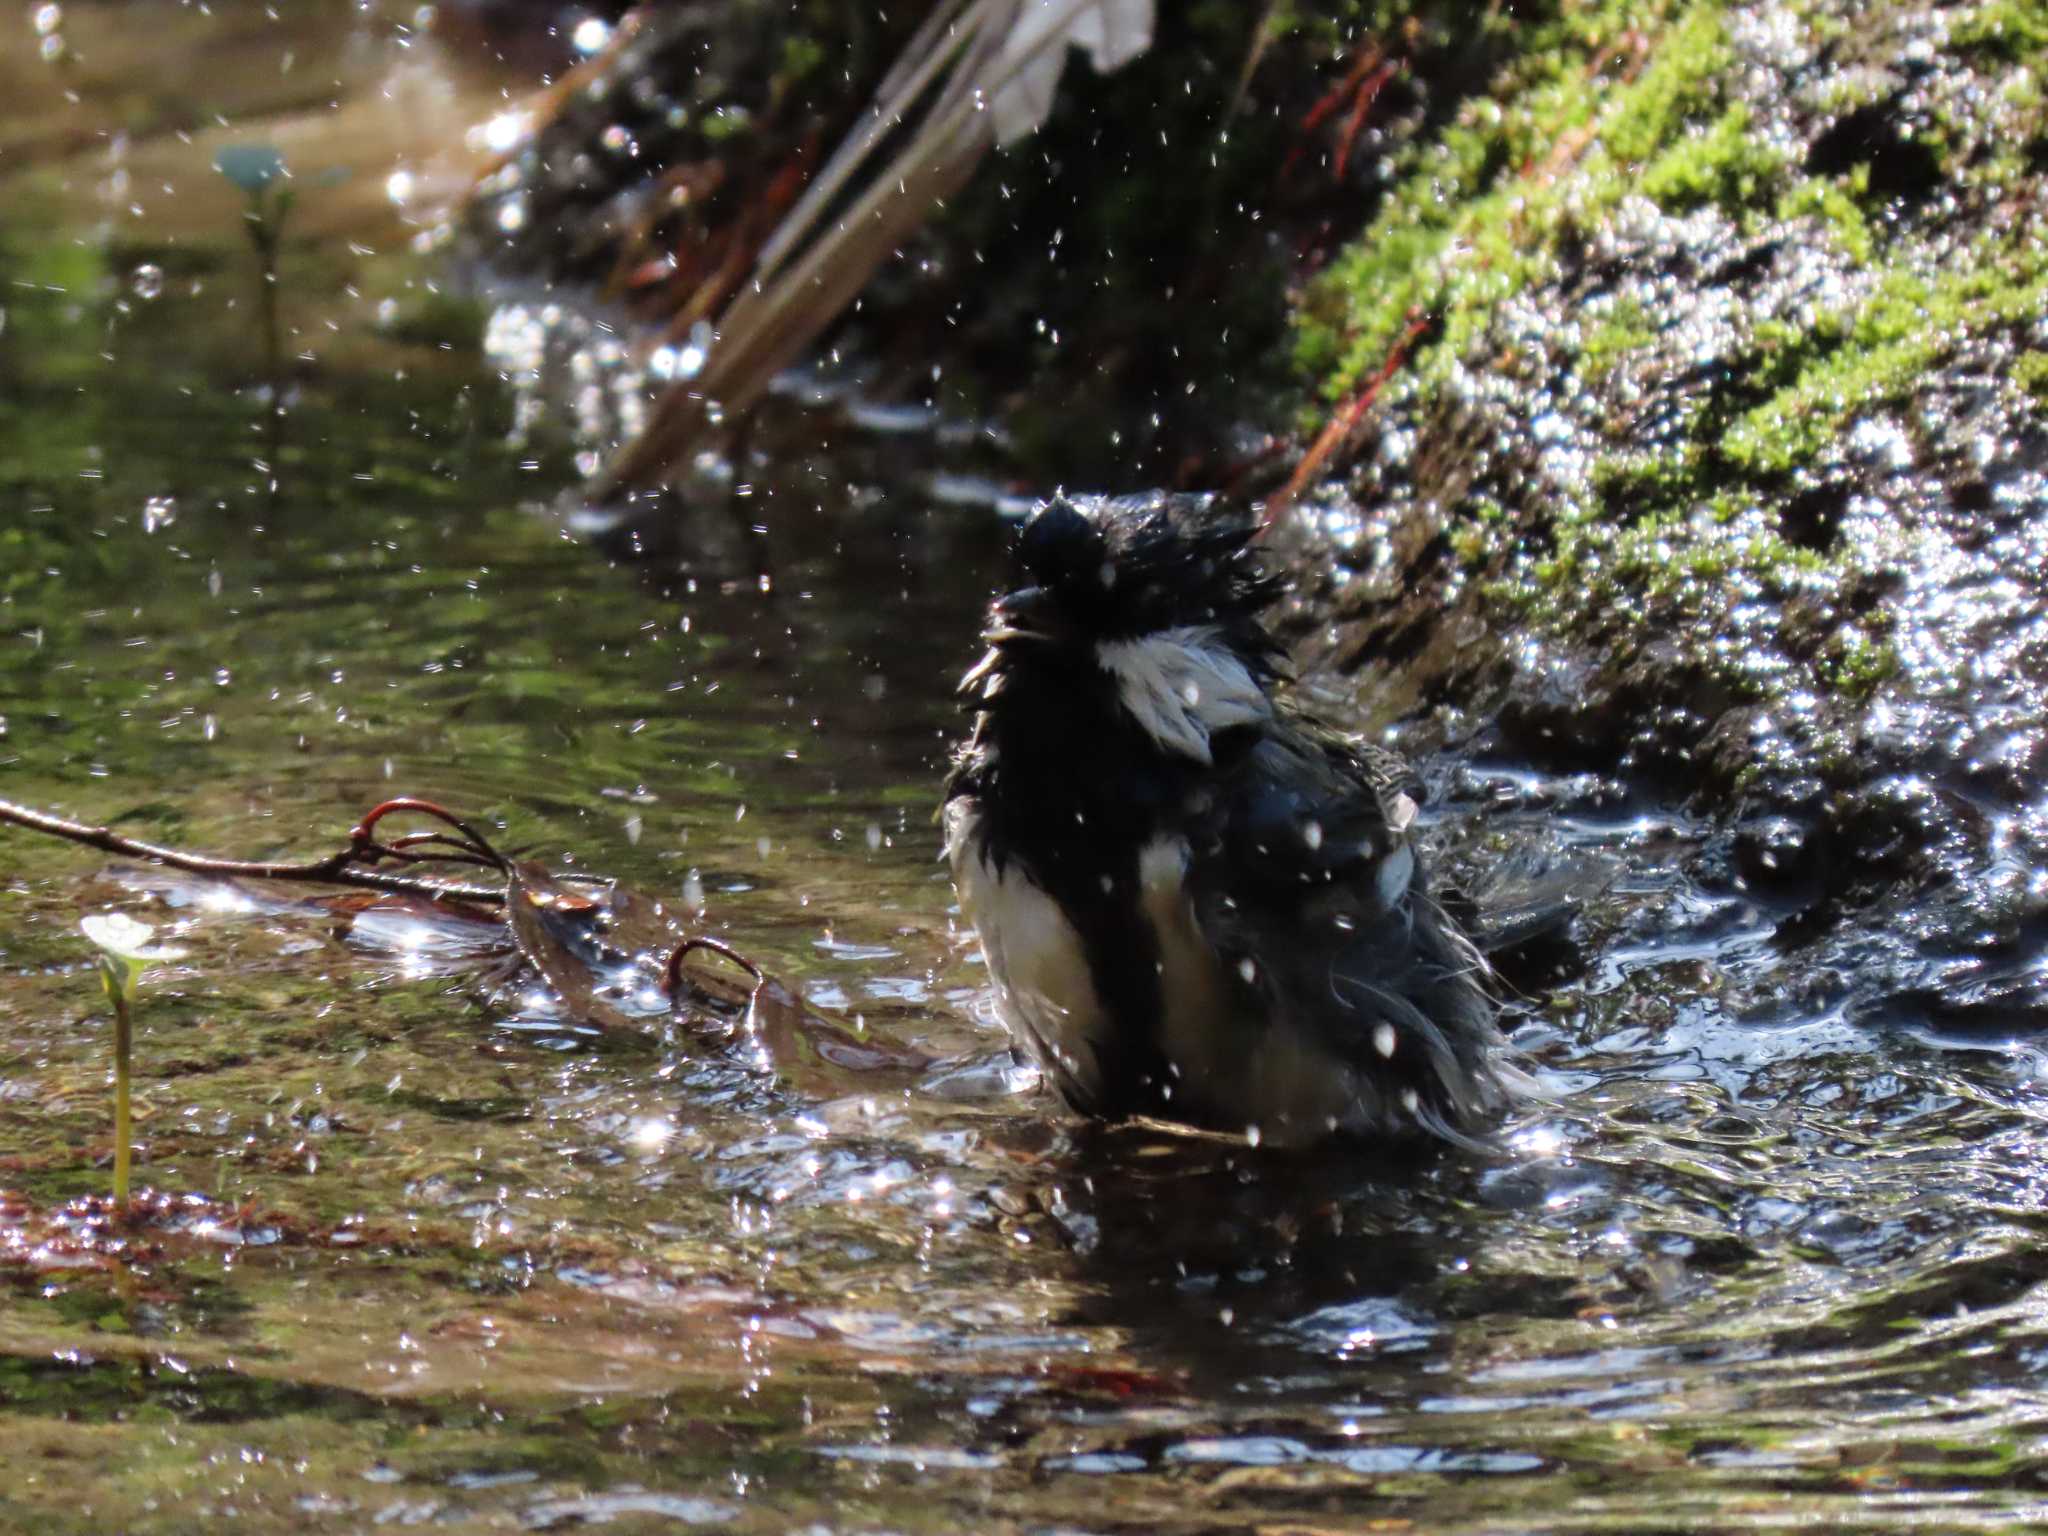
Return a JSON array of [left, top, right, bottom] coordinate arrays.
[[1182, 725, 1505, 1141]]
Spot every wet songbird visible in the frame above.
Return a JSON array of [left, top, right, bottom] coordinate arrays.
[[944, 495, 1511, 1148]]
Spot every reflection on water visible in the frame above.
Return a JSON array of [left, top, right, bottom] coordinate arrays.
[[5, 5, 2048, 1534]]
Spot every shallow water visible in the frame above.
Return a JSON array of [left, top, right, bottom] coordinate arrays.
[[6, 7, 2048, 1534]]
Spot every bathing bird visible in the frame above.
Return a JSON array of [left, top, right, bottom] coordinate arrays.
[[943, 495, 1511, 1148]]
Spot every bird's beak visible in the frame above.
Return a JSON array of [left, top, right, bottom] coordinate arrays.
[[983, 585, 1057, 644]]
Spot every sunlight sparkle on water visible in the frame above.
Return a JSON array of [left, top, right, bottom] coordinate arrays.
[[649, 325, 711, 382], [630, 1117, 674, 1152], [198, 884, 258, 915]]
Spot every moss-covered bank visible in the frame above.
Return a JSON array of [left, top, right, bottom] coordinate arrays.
[[1272, 0, 2048, 1035], [1289, 0, 2048, 712]]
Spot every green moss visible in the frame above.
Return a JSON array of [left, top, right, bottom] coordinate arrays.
[[1578, 296, 1657, 381], [2015, 349, 2048, 403], [1952, 0, 2048, 59], [1639, 103, 1787, 212], [1777, 169, 1878, 265], [1824, 628, 1902, 702], [1297, 2, 1749, 407], [1725, 241, 2048, 474], [1599, 5, 1734, 168], [1348, 0, 2048, 718]]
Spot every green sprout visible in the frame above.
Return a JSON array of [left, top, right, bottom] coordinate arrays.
[[79, 912, 186, 1204], [214, 144, 295, 395]]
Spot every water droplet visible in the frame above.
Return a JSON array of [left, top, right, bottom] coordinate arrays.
[[477, 112, 529, 154], [129, 263, 162, 300], [141, 495, 176, 533], [32, 3, 62, 36]]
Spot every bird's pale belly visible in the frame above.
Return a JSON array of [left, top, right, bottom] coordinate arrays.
[[946, 803, 1112, 1101], [951, 808, 1364, 1141]]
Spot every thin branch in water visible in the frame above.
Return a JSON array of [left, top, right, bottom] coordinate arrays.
[[665, 935, 765, 1006], [0, 794, 508, 906], [10, 793, 796, 1045]]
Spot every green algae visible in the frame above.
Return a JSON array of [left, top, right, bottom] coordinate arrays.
[[1296, 2, 1749, 406], [1730, 243, 2048, 471], [1287, 0, 2045, 713]]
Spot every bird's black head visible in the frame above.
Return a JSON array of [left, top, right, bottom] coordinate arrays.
[[991, 494, 1285, 652], [954, 494, 1289, 771]]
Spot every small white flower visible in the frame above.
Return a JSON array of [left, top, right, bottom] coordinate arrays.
[[81, 913, 188, 1004], [80, 912, 186, 963]]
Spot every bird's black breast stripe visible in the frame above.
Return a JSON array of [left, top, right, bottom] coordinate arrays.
[[947, 655, 1201, 1117], [1022, 841, 1176, 1119]]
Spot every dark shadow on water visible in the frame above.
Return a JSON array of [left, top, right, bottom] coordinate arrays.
[[1046, 1123, 1587, 1396]]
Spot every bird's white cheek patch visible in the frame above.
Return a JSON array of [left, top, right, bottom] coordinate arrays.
[[1097, 628, 1270, 763]]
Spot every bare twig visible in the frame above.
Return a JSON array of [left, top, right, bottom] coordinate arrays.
[[10, 794, 801, 1043], [664, 934, 765, 1002], [0, 795, 507, 906]]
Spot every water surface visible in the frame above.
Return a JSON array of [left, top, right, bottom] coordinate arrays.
[[4, 7, 2048, 1533]]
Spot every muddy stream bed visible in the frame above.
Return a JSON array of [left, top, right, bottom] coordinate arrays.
[[4, 6, 2048, 1533]]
